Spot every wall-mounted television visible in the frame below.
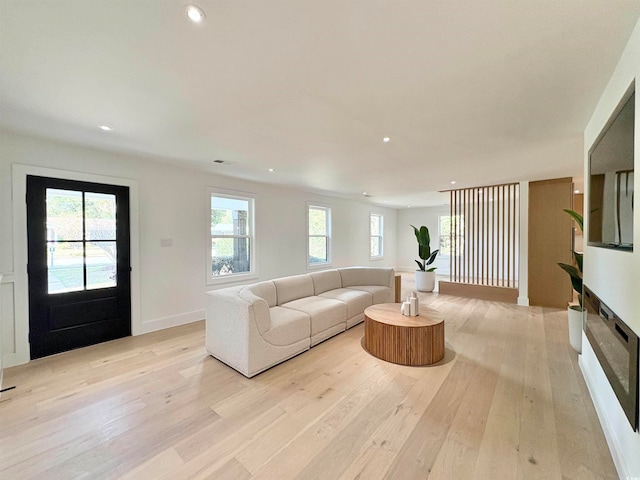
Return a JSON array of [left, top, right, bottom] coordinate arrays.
[[588, 87, 635, 251]]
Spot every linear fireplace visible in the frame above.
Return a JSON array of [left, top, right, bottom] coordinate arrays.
[[584, 286, 639, 430]]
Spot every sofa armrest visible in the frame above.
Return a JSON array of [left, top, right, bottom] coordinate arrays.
[[238, 288, 272, 334], [206, 288, 253, 376]]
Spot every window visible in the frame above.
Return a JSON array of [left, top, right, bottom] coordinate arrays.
[[439, 214, 464, 256], [370, 213, 384, 259], [209, 191, 255, 283], [308, 204, 331, 266]]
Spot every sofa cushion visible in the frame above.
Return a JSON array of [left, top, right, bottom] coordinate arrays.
[[273, 274, 314, 305], [318, 288, 372, 319], [345, 285, 392, 305], [281, 296, 347, 336], [241, 281, 277, 307], [339, 267, 392, 288], [310, 269, 342, 295], [263, 307, 311, 346]]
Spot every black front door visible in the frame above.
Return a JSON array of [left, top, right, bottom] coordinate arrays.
[[26, 175, 131, 359]]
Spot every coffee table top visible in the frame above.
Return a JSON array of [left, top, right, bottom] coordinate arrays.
[[364, 303, 444, 328]]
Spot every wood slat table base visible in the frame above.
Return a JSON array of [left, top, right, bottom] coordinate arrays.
[[364, 303, 445, 366]]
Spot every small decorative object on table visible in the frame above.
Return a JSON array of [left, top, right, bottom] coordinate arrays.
[[401, 291, 420, 316]]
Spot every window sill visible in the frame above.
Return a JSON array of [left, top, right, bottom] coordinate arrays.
[[206, 272, 258, 286], [307, 262, 332, 271]]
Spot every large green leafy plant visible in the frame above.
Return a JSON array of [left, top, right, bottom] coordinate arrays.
[[557, 209, 584, 310], [411, 225, 439, 272]]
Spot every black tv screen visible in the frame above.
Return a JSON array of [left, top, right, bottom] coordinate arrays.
[[588, 90, 634, 251]]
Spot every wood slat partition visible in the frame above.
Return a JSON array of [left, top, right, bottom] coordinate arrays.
[[447, 183, 519, 288]]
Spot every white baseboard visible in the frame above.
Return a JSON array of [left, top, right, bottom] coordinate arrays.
[[517, 297, 530, 306], [139, 309, 205, 335]]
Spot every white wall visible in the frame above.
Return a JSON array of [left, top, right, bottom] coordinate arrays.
[[0, 131, 397, 368], [396, 205, 449, 274], [580, 17, 640, 479], [0, 273, 3, 393]]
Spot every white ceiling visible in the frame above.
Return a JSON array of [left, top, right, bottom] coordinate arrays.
[[1, 1, 639, 207]]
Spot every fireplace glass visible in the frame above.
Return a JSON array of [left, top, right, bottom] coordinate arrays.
[[584, 286, 639, 430]]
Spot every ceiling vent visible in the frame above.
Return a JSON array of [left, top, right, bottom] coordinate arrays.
[[213, 159, 235, 165]]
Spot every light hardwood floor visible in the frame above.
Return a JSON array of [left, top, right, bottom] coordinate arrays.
[[0, 276, 617, 479]]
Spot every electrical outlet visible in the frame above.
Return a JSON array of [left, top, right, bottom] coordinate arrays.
[[160, 238, 173, 247]]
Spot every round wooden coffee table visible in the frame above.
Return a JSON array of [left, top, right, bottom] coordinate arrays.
[[364, 303, 445, 366]]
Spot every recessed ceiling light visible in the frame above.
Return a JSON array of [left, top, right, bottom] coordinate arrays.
[[382, 137, 391, 143], [99, 125, 113, 131], [450, 180, 456, 185], [185, 4, 206, 23], [268, 168, 275, 172]]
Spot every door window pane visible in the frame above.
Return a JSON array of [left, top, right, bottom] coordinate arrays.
[[47, 241, 84, 294], [45, 188, 118, 294], [46, 189, 83, 240], [85, 192, 116, 241], [87, 241, 117, 289]]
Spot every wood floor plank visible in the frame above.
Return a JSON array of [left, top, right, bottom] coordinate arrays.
[[0, 278, 618, 480], [292, 372, 417, 480], [337, 359, 455, 480], [517, 307, 562, 480], [117, 447, 184, 480], [470, 305, 528, 480], [163, 406, 288, 480], [251, 421, 338, 480], [383, 355, 477, 478], [204, 457, 252, 480], [543, 308, 618, 480], [427, 343, 503, 480]]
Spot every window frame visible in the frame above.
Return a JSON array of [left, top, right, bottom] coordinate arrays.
[[207, 188, 257, 285], [369, 212, 384, 260], [307, 203, 332, 269]]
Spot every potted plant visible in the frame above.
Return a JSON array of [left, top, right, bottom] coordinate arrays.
[[411, 224, 439, 292], [557, 209, 584, 353]]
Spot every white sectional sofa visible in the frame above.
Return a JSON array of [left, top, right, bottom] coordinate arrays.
[[206, 266, 395, 377]]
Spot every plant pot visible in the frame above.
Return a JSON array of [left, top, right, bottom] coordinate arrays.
[[415, 270, 436, 292], [567, 306, 584, 354]]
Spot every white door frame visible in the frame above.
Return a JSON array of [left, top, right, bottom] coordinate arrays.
[[10, 164, 141, 366]]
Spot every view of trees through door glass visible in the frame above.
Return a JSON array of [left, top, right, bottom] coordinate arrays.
[[46, 189, 117, 294]]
